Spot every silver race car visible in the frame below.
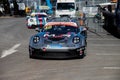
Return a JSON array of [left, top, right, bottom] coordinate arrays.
[[29, 17, 87, 59]]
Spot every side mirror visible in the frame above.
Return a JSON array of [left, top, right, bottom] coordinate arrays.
[[35, 28, 41, 32], [48, 15, 52, 18], [79, 27, 87, 38], [26, 16, 30, 18], [26, 16, 30, 20]]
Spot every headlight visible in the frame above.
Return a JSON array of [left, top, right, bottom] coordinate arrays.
[[33, 36, 40, 43], [72, 36, 80, 44], [30, 19, 33, 22]]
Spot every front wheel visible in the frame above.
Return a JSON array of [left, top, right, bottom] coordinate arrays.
[[29, 50, 34, 59], [29, 46, 35, 59], [117, 27, 120, 36]]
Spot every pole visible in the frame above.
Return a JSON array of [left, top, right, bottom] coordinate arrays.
[[39, 0, 41, 6], [92, 0, 94, 5], [37, 0, 41, 12], [106, 0, 108, 3], [27, 0, 28, 7]]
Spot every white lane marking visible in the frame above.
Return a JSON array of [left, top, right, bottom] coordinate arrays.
[[0, 43, 21, 58], [88, 38, 120, 40], [96, 53, 120, 56], [104, 67, 120, 70], [89, 44, 120, 46]]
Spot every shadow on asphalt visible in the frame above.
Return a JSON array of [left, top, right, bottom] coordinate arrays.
[[30, 56, 86, 61]]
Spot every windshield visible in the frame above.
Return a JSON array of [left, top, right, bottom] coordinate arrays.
[[38, 15, 47, 17], [57, 3, 75, 10], [40, 10, 49, 13], [44, 25, 79, 35], [34, 14, 47, 17]]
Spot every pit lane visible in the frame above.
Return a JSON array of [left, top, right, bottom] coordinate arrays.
[[0, 17, 120, 80]]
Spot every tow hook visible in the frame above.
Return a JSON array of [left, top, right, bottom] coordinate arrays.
[[79, 48, 84, 55], [80, 50, 83, 55], [43, 48, 46, 52]]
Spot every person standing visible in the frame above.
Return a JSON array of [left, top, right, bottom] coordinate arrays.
[[13, 0, 19, 15]]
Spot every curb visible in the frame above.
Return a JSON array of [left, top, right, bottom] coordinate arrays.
[[0, 15, 26, 18], [0, 16, 14, 18]]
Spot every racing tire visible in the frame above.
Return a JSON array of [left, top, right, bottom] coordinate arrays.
[[85, 39, 87, 47], [29, 52, 34, 59], [29, 46, 35, 59], [117, 28, 120, 37], [29, 53, 34, 59]]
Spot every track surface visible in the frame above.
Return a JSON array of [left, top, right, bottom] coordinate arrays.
[[0, 17, 120, 80]]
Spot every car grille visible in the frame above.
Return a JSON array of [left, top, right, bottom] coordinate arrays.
[[48, 37, 65, 41], [44, 38, 68, 44]]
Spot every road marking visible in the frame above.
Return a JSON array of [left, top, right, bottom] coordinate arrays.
[[89, 44, 120, 46], [0, 43, 21, 58], [96, 53, 120, 56], [88, 38, 120, 40], [104, 67, 120, 70]]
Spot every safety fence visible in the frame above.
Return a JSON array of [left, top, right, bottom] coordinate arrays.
[[76, 0, 111, 10]]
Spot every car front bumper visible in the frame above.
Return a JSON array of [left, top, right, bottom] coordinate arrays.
[[29, 46, 85, 59]]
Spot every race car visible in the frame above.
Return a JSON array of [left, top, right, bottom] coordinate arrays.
[[26, 12, 48, 29], [29, 17, 87, 59]]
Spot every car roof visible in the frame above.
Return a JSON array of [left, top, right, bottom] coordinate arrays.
[[48, 17, 78, 22], [30, 12, 47, 16]]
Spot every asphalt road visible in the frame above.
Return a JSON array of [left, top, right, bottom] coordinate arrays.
[[0, 17, 120, 80]]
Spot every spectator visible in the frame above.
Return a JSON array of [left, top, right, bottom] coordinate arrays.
[[13, 0, 19, 15], [0, 4, 5, 16]]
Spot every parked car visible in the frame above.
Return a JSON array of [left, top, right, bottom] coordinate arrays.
[[29, 17, 87, 59], [26, 12, 48, 29]]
